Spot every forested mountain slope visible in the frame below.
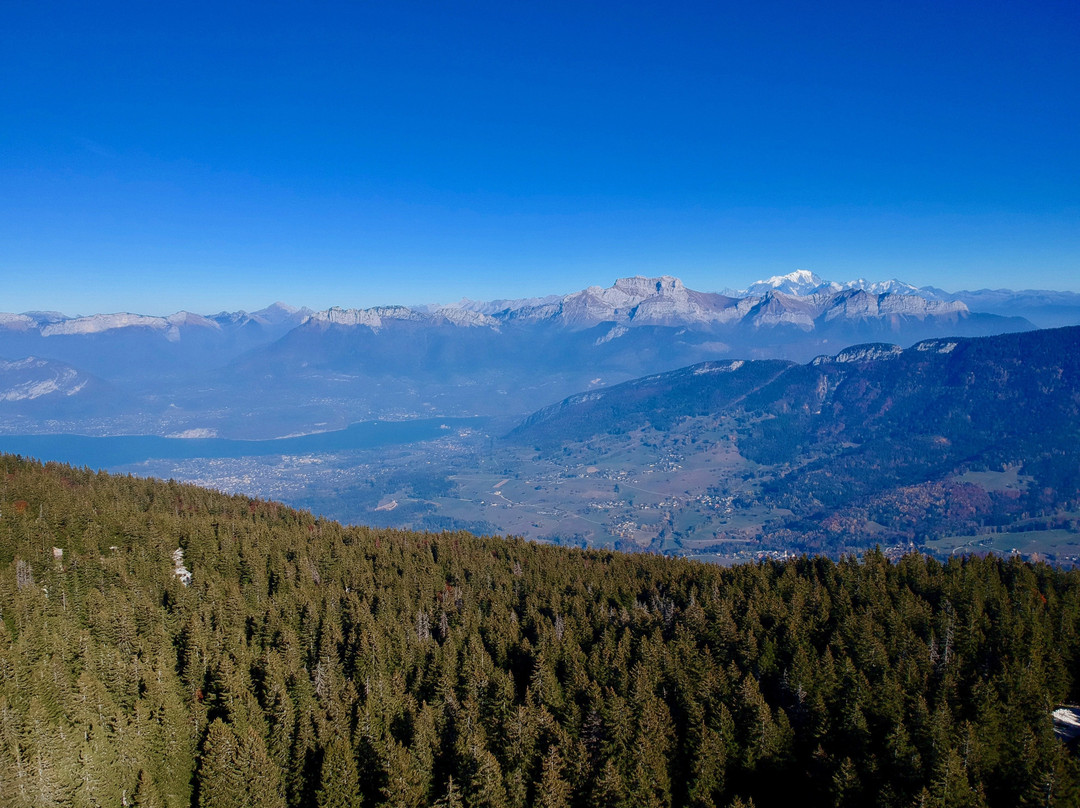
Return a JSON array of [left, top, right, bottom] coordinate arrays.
[[1, 456, 1079, 807], [509, 326, 1080, 556], [513, 326, 1080, 462]]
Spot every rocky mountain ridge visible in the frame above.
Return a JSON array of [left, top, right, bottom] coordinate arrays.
[[303, 276, 978, 334], [5, 270, 1077, 338], [727, 270, 1080, 328]]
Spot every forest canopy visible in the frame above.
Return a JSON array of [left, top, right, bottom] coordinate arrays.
[[0, 455, 1078, 807]]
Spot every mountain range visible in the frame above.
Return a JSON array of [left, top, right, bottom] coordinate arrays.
[[0, 272, 1067, 438]]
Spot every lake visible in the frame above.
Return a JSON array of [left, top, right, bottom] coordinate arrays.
[[0, 417, 489, 469]]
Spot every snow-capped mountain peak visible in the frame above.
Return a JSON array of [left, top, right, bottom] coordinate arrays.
[[734, 271, 924, 299], [742, 270, 828, 297]]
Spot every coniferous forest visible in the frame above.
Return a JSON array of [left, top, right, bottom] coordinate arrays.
[[1, 455, 1079, 807]]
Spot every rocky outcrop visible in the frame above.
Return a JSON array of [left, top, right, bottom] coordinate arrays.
[[812, 344, 904, 365]]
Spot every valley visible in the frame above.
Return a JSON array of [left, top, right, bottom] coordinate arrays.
[[85, 324, 1079, 567], [1, 274, 1078, 566]]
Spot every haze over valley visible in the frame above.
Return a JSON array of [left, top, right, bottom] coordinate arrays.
[[2, 271, 1077, 565]]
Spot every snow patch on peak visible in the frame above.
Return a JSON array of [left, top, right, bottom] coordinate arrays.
[[771, 269, 820, 285], [840, 278, 922, 296], [737, 272, 927, 300]]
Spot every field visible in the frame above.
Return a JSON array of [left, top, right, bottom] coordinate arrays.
[[927, 526, 1080, 562], [952, 466, 1033, 491]]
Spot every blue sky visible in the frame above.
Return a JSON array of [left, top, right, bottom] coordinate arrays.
[[3, 0, 1078, 315]]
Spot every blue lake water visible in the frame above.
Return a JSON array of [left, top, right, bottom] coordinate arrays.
[[0, 417, 488, 469]]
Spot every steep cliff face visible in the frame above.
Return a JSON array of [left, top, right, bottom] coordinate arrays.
[[822, 289, 966, 321]]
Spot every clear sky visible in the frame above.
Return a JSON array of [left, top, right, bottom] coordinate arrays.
[[3, 0, 1078, 315]]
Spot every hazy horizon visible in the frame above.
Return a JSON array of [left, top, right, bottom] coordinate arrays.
[[7, 269, 1080, 321]]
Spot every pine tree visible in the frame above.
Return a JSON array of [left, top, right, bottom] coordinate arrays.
[[238, 726, 286, 808], [131, 768, 165, 808], [535, 747, 571, 808], [931, 747, 987, 808], [378, 739, 428, 808], [197, 720, 247, 808], [687, 722, 726, 808], [317, 736, 362, 808], [433, 775, 464, 808], [467, 746, 508, 808], [590, 758, 627, 808]]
